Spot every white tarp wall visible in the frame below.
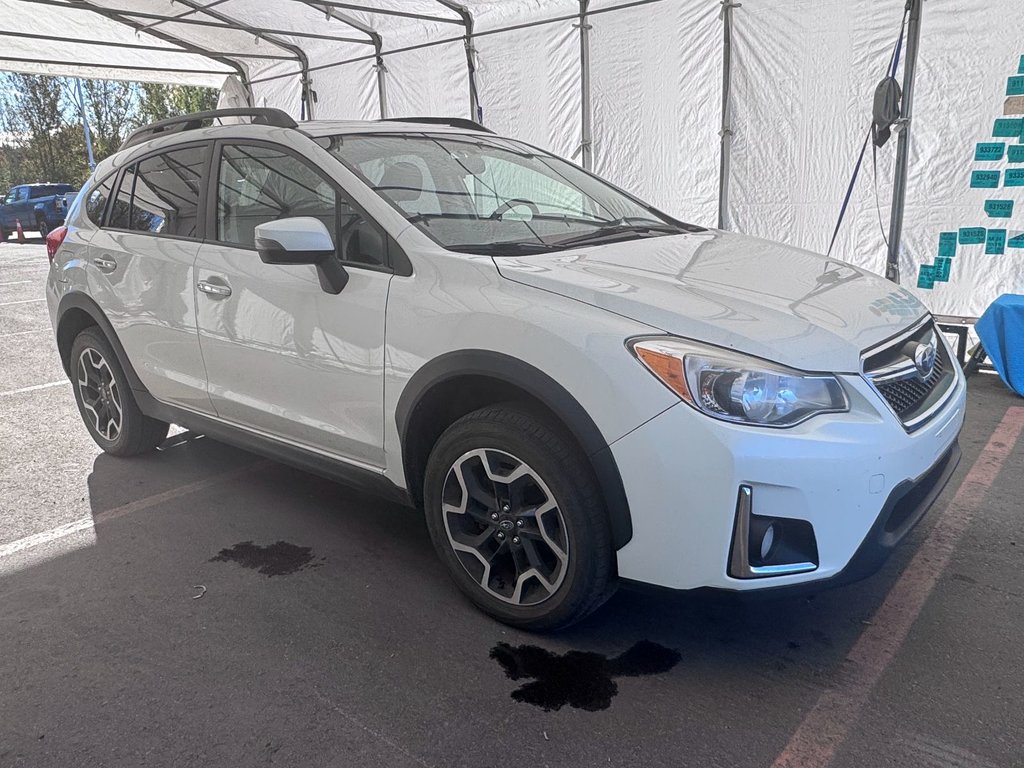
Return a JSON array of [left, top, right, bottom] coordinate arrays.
[[3, 0, 1022, 320], [729, 0, 1024, 319]]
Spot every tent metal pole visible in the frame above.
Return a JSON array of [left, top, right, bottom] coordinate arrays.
[[74, 78, 96, 171], [885, 0, 923, 284], [0, 29, 292, 59], [304, 0, 462, 25], [578, 0, 593, 171], [436, 1, 481, 122], [717, 1, 739, 230], [300, 1, 386, 118]]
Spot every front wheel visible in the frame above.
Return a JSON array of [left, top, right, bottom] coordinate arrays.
[[424, 404, 616, 631], [70, 327, 169, 456]]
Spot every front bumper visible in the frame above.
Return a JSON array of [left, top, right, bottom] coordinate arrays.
[[610, 369, 966, 591]]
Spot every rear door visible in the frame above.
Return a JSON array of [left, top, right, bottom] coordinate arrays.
[[86, 143, 213, 413], [194, 140, 392, 466]]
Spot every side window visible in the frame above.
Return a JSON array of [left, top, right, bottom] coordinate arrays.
[[16, 187, 30, 202], [128, 146, 207, 237], [85, 175, 115, 226], [216, 144, 386, 268], [2, 189, 16, 205], [108, 167, 136, 229]]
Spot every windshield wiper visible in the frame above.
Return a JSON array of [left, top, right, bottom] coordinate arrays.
[[552, 220, 686, 248], [447, 241, 559, 256]]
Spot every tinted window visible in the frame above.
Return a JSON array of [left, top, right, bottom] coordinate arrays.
[[29, 185, 73, 199], [86, 175, 114, 225], [108, 168, 135, 230], [216, 144, 385, 267], [128, 146, 207, 237]]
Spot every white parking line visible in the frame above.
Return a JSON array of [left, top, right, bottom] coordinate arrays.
[[0, 280, 33, 286], [0, 299, 45, 306], [0, 328, 49, 337], [0, 517, 94, 559], [0, 380, 67, 396]]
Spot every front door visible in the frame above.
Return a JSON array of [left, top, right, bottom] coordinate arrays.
[[194, 141, 392, 467]]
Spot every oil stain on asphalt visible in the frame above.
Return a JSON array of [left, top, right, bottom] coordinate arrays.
[[490, 640, 681, 711], [210, 541, 322, 576]]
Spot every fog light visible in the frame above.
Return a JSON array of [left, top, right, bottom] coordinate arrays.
[[760, 523, 776, 561], [728, 485, 819, 579]]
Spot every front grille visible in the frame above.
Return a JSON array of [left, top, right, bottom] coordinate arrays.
[[863, 320, 956, 431]]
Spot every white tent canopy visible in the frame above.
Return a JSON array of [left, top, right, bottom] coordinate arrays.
[[3, 0, 1022, 320]]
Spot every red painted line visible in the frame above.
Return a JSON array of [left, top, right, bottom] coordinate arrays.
[[772, 406, 1024, 768]]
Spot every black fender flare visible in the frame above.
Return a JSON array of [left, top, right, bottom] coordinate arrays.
[[395, 349, 633, 549], [56, 292, 147, 392]]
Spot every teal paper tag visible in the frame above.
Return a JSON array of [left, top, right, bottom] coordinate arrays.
[[994, 118, 1024, 137], [938, 232, 957, 257], [1009, 76, 1024, 96], [1008, 232, 1024, 249], [1010, 145, 1024, 163], [975, 142, 1006, 161], [972, 170, 1001, 188], [1020, 54, 1024, 74], [1006, 168, 1024, 186], [985, 199, 1015, 218], [917, 264, 935, 289], [959, 227, 986, 244], [934, 257, 952, 282], [986, 229, 1007, 254]]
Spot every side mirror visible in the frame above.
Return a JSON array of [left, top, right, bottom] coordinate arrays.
[[254, 217, 348, 294]]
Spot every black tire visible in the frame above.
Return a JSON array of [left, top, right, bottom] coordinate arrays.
[[36, 218, 50, 238], [70, 327, 169, 456], [424, 403, 616, 631], [0, 224, 7, 241]]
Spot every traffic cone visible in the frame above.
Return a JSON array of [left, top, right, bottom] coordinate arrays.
[[15, 219, 25, 243]]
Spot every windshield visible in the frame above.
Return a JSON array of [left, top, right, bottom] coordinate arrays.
[[319, 133, 698, 255]]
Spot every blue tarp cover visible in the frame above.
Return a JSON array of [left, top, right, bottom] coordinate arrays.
[[976, 294, 1024, 397]]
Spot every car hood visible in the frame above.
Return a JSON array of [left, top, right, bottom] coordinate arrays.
[[494, 229, 927, 373]]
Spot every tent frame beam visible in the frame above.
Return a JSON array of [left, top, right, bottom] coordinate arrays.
[[155, 0, 317, 119], [300, 1, 389, 118], [301, 0, 462, 26], [717, 0, 739, 229], [435, 1, 481, 122], [577, 1, 593, 170], [885, 0, 923, 284], [0, 55, 233, 77], [0, 29, 292, 60], [16, 0, 255, 102]]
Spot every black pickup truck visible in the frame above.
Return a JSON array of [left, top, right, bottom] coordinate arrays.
[[0, 183, 76, 240]]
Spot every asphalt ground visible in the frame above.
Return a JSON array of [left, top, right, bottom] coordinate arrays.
[[2, 239, 1023, 768]]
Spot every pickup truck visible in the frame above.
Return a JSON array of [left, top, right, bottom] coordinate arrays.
[[0, 183, 76, 240]]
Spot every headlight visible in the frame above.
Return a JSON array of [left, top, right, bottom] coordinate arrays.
[[629, 337, 848, 427]]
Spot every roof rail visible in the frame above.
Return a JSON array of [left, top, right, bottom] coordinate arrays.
[[379, 116, 493, 134], [119, 108, 298, 151]]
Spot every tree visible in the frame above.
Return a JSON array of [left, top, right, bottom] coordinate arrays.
[[0, 73, 86, 184], [0, 74, 220, 190], [137, 83, 218, 126]]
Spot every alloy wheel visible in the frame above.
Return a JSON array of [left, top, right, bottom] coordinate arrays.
[[441, 448, 569, 606], [76, 347, 123, 441]]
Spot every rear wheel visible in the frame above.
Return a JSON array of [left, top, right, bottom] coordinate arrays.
[[424, 404, 615, 631], [70, 327, 169, 456], [36, 218, 50, 238]]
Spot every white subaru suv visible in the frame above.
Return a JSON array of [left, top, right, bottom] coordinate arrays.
[[46, 109, 966, 630]]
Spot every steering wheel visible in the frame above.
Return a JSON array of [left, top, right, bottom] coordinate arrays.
[[489, 198, 540, 221]]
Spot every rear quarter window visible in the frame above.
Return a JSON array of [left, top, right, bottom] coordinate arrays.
[[85, 175, 115, 226]]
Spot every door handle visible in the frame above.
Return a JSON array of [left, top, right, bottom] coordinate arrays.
[[92, 256, 117, 273], [197, 279, 232, 298]]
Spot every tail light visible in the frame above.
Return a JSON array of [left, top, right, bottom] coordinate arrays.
[[46, 226, 68, 263]]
